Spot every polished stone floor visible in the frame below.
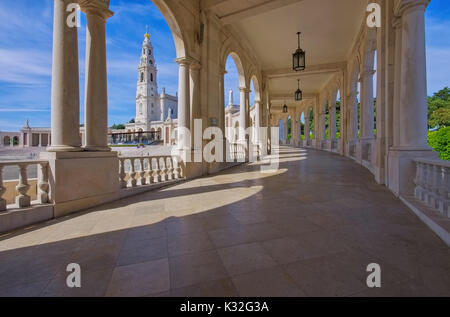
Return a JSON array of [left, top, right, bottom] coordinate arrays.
[[0, 147, 449, 297]]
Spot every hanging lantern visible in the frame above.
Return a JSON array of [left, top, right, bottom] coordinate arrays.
[[283, 102, 288, 113], [293, 32, 306, 71], [295, 79, 302, 101]]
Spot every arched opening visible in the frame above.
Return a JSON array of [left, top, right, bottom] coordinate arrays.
[[101, 0, 184, 145], [12, 136, 19, 146], [300, 112, 305, 142], [278, 119, 285, 144], [3, 136, 11, 146], [309, 107, 315, 140], [224, 53, 246, 144]]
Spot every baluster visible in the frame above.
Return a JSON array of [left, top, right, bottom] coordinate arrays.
[[167, 157, 175, 180], [174, 157, 182, 179], [0, 165, 6, 211], [119, 158, 127, 188], [414, 162, 422, 200], [425, 163, 433, 204], [433, 164, 442, 209], [139, 158, 146, 186], [129, 158, 137, 187], [16, 163, 31, 208], [430, 164, 439, 208], [148, 158, 155, 184], [155, 158, 162, 183], [38, 162, 50, 204], [160, 158, 168, 182]]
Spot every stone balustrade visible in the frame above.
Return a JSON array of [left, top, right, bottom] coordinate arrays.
[[228, 143, 246, 161], [0, 160, 50, 212], [118, 155, 183, 189], [414, 159, 450, 217]]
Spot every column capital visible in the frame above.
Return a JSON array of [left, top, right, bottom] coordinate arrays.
[[239, 87, 250, 93], [394, 0, 429, 17], [79, 0, 114, 20], [175, 56, 198, 66]]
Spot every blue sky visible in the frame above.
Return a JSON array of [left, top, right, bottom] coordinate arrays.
[[0, 0, 448, 131]]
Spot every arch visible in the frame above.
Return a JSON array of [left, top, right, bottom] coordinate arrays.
[[150, 0, 188, 59], [12, 136, 19, 146], [225, 52, 246, 89], [249, 74, 261, 103]]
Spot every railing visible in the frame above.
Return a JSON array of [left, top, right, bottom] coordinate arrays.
[[118, 155, 183, 189], [414, 159, 450, 217], [228, 143, 246, 161], [0, 160, 50, 212]]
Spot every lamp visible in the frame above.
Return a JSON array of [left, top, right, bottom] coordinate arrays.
[[293, 32, 306, 71]]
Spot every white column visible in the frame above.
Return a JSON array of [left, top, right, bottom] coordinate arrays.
[[190, 62, 201, 151], [47, 0, 82, 152], [329, 99, 337, 140], [176, 58, 191, 152], [360, 70, 375, 139], [397, 0, 429, 149], [347, 91, 358, 140], [81, 3, 113, 152], [254, 100, 261, 146], [239, 87, 247, 142], [38, 134, 42, 147]]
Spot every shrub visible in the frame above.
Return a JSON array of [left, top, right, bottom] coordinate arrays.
[[428, 127, 450, 161]]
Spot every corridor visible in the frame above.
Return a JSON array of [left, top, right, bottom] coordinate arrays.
[[0, 147, 449, 297]]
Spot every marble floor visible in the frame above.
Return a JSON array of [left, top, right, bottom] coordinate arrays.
[[0, 146, 449, 297]]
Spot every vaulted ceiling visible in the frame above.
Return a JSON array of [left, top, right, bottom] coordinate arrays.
[[204, 0, 367, 105]]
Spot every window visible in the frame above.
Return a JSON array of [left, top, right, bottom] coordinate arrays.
[[140, 72, 144, 82], [151, 73, 153, 82], [139, 103, 143, 115]]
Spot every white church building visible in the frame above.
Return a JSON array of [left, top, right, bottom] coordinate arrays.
[[124, 32, 178, 145]]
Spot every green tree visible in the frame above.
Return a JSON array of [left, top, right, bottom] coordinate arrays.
[[429, 107, 450, 128], [110, 124, 126, 130], [428, 87, 450, 129], [129, 118, 135, 124]]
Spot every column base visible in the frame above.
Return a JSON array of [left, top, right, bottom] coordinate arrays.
[[47, 145, 82, 152], [83, 145, 111, 152], [387, 147, 438, 196], [40, 151, 119, 218]]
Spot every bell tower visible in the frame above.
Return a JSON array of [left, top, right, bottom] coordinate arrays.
[[136, 28, 159, 126]]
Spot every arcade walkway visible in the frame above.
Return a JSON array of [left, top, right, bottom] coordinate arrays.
[[0, 147, 449, 297]]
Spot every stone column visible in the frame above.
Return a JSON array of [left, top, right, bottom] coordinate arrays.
[[190, 62, 201, 152], [47, 0, 82, 152], [38, 134, 42, 147], [81, 2, 113, 152], [360, 70, 376, 139], [176, 57, 191, 152], [239, 87, 247, 142], [397, 0, 429, 148], [329, 98, 337, 141], [254, 100, 261, 146], [347, 91, 358, 140], [388, 0, 434, 196]]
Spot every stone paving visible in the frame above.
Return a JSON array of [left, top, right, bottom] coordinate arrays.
[[0, 146, 449, 297]]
